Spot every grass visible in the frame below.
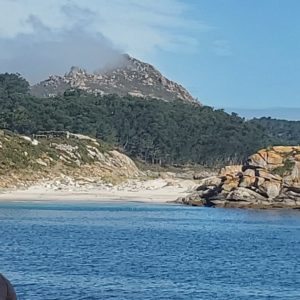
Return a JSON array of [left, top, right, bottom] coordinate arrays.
[[272, 159, 295, 177], [0, 133, 114, 174]]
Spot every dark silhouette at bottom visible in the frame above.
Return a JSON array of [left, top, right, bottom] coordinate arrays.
[[0, 274, 17, 300]]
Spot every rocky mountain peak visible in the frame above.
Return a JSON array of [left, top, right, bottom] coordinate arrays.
[[67, 66, 87, 77], [31, 54, 199, 104]]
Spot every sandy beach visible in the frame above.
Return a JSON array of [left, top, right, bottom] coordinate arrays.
[[0, 178, 197, 203]]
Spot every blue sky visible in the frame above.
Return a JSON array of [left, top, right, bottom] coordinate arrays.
[[0, 0, 299, 116], [154, 0, 300, 111]]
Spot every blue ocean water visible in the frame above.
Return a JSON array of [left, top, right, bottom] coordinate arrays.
[[0, 202, 299, 300]]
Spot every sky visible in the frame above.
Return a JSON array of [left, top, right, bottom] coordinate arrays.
[[0, 0, 299, 119]]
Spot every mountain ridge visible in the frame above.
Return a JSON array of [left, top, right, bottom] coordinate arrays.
[[31, 54, 198, 103]]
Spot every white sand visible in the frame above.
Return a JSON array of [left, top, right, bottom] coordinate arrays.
[[0, 178, 196, 203]]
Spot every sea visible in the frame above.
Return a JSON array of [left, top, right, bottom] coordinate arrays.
[[0, 201, 299, 300]]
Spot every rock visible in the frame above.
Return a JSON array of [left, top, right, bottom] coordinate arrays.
[[257, 170, 282, 181], [21, 135, 32, 143], [227, 187, 267, 202], [259, 180, 281, 199], [196, 176, 223, 190], [219, 165, 243, 176], [86, 145, 105, 161], [247, 153, 268, 169], [32, 139, 39, 146], [69, 133, 97, 142], [272, 146, 300, 154], [282, 161, 300, 183], [193, 168, 218, 179], [36, 158, 48, 167], [108, 150, 142, 177], [31, 54, 198, 104], [176, 193, 202, 205], [243, 168, 256, 177], [179, 146, 300, 209], [291, 161, 300, 181], [222, 178, 239, 192], [264, 151, 284, 165], [239, 175, 256, 188], [248, 149, 283, 170]]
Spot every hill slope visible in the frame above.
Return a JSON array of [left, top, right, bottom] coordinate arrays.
[[250, 117, 300, 145], [31, 54, 197, 103], [3, 73, 300, 167], [0, 130, 141, 188]]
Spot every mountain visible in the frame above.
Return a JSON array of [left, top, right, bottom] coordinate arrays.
[[31, 54, 198, 103]]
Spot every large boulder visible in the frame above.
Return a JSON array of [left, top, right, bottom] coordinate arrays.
[[219, 165, 243, 176], [248, 149, 284, 170], [258, 180, 281, 199], [272, 146, 300, 154], [196, 176, 224, 190], [222, 177, 239, 192], [257, 170, 282, 182], [178, 146, 300, 209], [227, 187, 267, 202]]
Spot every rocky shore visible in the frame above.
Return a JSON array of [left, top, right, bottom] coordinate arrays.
[[176, 146, 300, 209]]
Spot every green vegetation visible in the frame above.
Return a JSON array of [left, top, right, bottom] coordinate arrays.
[[0, 73, 299, 167], [0, 130, 44, 173], [272, 159, 295, 177], [250, 117, 300, 146]]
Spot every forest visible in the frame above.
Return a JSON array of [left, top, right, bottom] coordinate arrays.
[[0, 73, 299, 166], [250, 117, 300, 146]]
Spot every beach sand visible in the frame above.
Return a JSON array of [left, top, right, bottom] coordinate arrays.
[[0, 178, 197, 203]]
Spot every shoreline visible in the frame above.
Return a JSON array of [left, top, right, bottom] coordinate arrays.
[[0, 178, 196, 204]]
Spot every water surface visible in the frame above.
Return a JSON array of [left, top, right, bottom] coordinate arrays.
[[0, 201, 299, 299]]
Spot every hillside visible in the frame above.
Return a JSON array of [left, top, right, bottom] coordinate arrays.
[[31, 54, 197, 103], [0, 73, 271, 166], [0, 129, 141, 188], [250, 117, 300, 145], [2, 73, 300, 168]]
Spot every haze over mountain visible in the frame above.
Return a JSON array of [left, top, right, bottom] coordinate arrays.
[[1, 1, 300, 114], [31, 54, 197, 103]]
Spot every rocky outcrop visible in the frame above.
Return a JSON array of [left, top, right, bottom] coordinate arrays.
[[31, 54, 198, 104], [176, 146, 300, 209]]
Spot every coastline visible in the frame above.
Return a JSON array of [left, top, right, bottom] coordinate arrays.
[[0, 178, 196, 204]]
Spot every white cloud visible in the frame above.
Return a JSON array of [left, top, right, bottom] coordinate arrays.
[[0, 0, 210, 59]]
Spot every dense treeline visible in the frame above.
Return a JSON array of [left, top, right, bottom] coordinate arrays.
[[1, 73, 297, 166], [250, 117, 300, 146]]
